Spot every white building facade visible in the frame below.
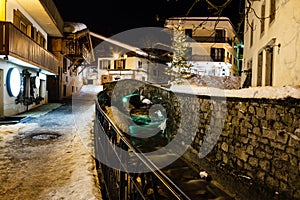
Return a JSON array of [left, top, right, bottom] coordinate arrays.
[[164, 17, 242, 77], [0, 0, 63, 117], [97, 55, 149, 85], [242, 0, 300, 87]]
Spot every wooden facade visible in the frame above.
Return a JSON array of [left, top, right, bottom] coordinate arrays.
[[0, 22, 58, 75]]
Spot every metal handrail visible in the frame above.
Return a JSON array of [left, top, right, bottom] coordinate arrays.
[[94, 100, 191, 200]]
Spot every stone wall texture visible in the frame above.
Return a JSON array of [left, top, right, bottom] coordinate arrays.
[[103, 80, 300, 200]]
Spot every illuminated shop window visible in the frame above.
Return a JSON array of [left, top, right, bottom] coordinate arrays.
[[34, 76, 40, 89]]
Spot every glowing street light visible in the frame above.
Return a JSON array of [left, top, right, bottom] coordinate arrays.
[[113, 53, 119, 59]]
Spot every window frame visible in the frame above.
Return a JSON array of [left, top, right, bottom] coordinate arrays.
[[269, 0, 276, 24]]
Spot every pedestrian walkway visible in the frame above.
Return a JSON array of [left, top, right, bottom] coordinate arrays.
[[0, 103, 62, 125], [15, 103, 62, 118]]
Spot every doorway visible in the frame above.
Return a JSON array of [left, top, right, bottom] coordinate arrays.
[[257, 52, 263, 86], [265, 47, 273, 86]]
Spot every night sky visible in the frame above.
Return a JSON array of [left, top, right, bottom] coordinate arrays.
[[53, 0, 244, 37]]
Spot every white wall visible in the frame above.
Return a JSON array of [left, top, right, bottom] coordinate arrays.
[[0, 60, 48, 116], [189, 61, 231, 76], [243, 0, 300, 87], [165, 17, 238, 76]]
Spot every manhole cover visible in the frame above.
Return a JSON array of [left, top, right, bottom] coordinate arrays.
[[31, 133, 61, 141]]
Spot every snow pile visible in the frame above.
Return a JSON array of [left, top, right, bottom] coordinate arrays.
[[0, 85, 102, 200], [224, 85, 300, 99], [171, 75, 300, 99], [189, 75, 241, 89], [170, 84, 300, 99], [0, 124, 26, 147]]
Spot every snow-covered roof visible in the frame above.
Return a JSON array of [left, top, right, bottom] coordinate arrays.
[[63, 22, 87, 33]]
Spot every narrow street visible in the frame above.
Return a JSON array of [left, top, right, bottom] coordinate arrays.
[[0, 85, 103, 200]]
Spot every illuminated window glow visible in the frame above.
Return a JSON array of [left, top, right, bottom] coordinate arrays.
[[0, 0, 5, 21], [35, 76, 40, 89]]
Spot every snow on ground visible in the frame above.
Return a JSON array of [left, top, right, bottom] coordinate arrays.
[[72, 85, 103, 156], [0, 85, 103, 200], [0, 123, 27, 147]]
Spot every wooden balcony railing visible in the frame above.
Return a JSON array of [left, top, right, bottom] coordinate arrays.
[[190, 54, 228, 62], [0, 22, 58, 75], [63, 29, 95, 65], [189, 36, 233, 46]]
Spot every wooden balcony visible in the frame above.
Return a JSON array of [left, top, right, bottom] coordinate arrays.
[[189, 36, 233, 46], [62, 29, 95, 66], [0, 22, 58, 75]]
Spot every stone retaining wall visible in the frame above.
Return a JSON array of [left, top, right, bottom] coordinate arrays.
[[188, 97, 300, 200], [103, 80, 300, 200]]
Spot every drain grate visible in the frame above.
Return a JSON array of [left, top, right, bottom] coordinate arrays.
[[30, 133, 61, 141]]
